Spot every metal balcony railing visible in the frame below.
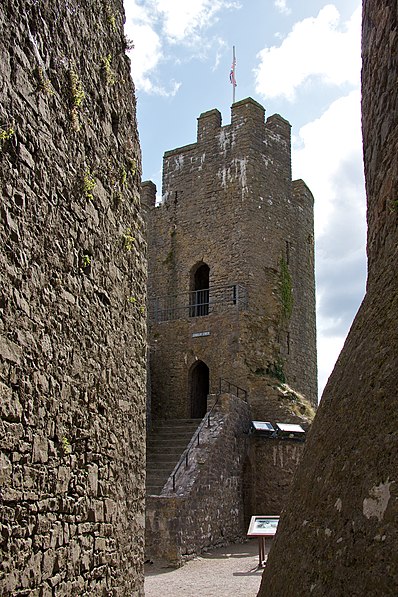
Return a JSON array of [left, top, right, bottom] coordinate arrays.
[[149, 283, 247, 323]]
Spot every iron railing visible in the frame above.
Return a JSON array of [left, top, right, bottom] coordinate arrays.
[[218, 377, 248, 402], [149, 283, 247, 323], [171, 378, 248, 492]]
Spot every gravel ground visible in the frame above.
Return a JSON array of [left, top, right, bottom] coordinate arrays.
[[145, 539, 268, 597]]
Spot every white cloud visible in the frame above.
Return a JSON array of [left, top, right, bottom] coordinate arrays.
[[274, 0, 291, 16], [292, 89, 367, 397], [255, 4, 361, 100], [126, 23, 162, 93], [153, 0, 240, 42], [124, 1, 163, 93], [293, 90, 364, 235], [124, 0, 240, 94]]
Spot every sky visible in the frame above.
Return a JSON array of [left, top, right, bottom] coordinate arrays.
[[124, 0, 367, 400]]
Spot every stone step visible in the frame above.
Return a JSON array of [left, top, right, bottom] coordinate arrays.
[[150, 419, 202, 431], [147, 440, 192, 450], [148, 429, 199, 439], [147, 464, 175, 472], [146, 485, 165, 495], [145, 418, 201, 495], [147, 432, 196, 442], [147, 462, 180, 472], [146, 476, 170, 487], [147, 442, 188, 460], [147, 454, 180, 463]]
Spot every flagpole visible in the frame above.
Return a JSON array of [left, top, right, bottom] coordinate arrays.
[[232, 45, 236, 104]]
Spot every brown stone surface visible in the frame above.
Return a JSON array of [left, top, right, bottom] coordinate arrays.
[[0, 1, 146, 594], [146, 394, 251, 565], [258, 2, 398, 595], [144, 97, 317, 564], [145, 97, 317, 425], [247, 438, 305, 521]]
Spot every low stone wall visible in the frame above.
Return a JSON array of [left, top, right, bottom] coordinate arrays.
[[145, 394, 251, 565], [251, 437, 305, 516]]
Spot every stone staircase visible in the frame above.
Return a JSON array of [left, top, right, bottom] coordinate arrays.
[[146, 419, 202, 495]]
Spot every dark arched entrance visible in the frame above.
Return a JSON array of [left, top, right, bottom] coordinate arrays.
[[190, 262, 209, 317], [190, 361, 209, 418]]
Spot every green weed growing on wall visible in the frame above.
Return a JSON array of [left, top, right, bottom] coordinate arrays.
[[105, 3, 117, 31], [102, 54, 115, 86], [120, 166, 128, 187], [37, 67, 54, 95], [61, 436, 72, 455], [83, 170, 96, 200], [124, 36, 135, 51], [128, 157, 137, 177], [123, 228, 135, 251], [280, 256, 293, 319], [69, 67, 85, 131], [0, 126, 15, 150], [266, 361, 286, 383]]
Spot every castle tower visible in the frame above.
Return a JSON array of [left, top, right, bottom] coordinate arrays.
[[144, 98, 317, 425]]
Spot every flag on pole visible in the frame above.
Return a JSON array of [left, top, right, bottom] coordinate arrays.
[[230, 49, 237, 88], [230, 46, 237, 104]]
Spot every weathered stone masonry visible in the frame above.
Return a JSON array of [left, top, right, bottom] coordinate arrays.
[[143, 98, 316, 547], [0, 1, 146, 595], [144, 98, 317, 425]]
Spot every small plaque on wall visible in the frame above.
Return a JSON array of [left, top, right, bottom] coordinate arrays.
[[192, 331, 210, 338]]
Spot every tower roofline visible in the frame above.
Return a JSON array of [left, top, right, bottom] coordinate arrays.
[[163, 98, 293, 156], [232, 96, 265, 111]]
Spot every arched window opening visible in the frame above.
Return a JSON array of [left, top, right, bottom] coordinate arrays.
[[189, 361, 209, 419], [190, 262, 209, 317]]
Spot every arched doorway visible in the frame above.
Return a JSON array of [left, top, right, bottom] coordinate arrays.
[[190, 262, 209, 317], [190, 361, 209, 418]]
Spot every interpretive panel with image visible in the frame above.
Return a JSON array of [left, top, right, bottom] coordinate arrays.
[[247, 516, 280, 537]]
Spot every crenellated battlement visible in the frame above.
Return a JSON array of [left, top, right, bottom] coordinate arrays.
[[158, 97, 292, 208], [197, 108, 222, 142]]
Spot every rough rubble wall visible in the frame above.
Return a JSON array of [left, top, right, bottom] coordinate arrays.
[[247, 438, 305, 519], [146, 98, 317, 423], [145, 395, 251, 565], [0, 1, 146, 595], [259, 2, 398, 595], [148, 313, 246, 420]]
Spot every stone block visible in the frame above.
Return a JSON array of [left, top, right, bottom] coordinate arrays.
[[0, 336, 22, 364], [41, 548, 55, 580], [32, 433, 48, 463], [56, 466, 71, 494], [87, 463, 98, 496], [104, 498, 117, 522], [0, 452, 12, 485], [0, 381, 23, 421]]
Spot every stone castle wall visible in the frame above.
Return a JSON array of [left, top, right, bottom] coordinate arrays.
[[247, 438, 305, 520], [259, 1, 398, 595], [146, 394, 251, 565], [0, 1, 146, 595], [145, 97, 317, 423]]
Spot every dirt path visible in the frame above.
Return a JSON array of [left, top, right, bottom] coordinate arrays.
[[145, 539, 267, 597]]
